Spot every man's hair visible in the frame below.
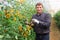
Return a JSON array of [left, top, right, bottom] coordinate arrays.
[[36, 2, 43, 7]]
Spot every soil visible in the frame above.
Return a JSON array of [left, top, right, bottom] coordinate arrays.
[[50, 18, 60, 40]]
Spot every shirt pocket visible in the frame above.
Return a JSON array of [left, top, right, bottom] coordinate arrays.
[[39, 16, 46, 22]]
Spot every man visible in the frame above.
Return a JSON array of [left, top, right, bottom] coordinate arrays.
[[31, 3, 51, 40]]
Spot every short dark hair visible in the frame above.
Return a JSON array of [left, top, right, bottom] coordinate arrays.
[[36, 2, 43, 7]]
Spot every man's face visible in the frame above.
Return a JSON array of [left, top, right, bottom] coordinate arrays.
[[36, 5, 43, 14]]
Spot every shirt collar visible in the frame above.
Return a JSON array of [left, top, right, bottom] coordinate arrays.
[[36, 12, 43, 16]]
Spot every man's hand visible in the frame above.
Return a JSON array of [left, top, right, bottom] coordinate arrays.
[[32, 19, 39, 24]]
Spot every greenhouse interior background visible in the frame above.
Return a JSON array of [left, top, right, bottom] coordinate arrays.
[[0, 0, 60, 17]]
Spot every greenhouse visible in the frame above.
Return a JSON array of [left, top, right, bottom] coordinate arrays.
[[0, 0, 60, 40]]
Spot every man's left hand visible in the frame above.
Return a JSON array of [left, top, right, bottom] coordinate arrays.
[[32, 19, 39, 24]]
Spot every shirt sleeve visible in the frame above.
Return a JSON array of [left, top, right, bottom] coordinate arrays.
[[31, 14, 38, 27], [39, 13, 51, 27]]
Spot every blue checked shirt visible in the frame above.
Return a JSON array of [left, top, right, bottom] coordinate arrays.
[[32, 12, 51, 34]]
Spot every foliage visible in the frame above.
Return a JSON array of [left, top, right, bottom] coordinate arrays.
[[0, 0, 36, 40], [54, 10, 60, 29]]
